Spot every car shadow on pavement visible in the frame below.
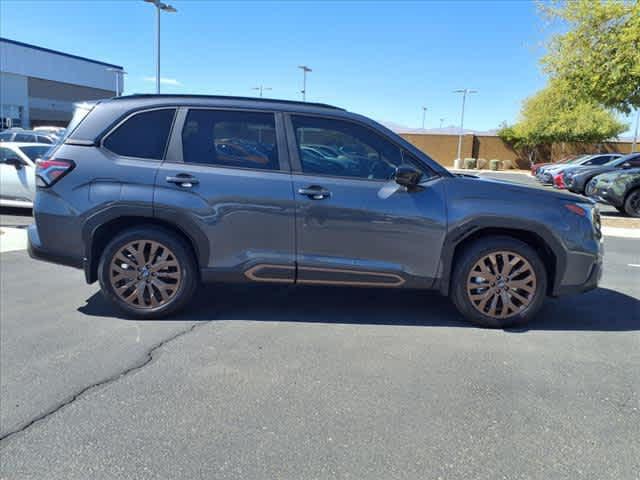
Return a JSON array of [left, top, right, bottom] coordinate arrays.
[[78, 284, 639, 331]]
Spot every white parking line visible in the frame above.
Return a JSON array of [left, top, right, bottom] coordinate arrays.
[[601, 226, 640, 239], [628, 264, 640, 268], [0, 227, 28, 253]]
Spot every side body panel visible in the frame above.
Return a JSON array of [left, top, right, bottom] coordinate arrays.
[[292, 175, 447, 287], [154, 108, 296, 282]]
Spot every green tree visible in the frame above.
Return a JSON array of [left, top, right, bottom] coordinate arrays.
[[499, 81, 628, 164], [540, 0, 640, 114]]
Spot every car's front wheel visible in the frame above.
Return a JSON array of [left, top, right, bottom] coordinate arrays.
[[624, 189, 640, 218], [451, 237, 548, 328], [98, 227, 198, 318]]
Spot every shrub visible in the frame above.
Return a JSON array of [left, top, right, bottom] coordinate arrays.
[[489, 159, 501, 170], [464, 158, 477, 169]]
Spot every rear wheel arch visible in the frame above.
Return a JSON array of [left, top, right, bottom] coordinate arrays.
[[86, 215, 204, 283]]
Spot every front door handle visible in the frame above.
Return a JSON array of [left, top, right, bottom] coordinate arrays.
[[166, 174, 199, 188], [298, 185, 331, 200]]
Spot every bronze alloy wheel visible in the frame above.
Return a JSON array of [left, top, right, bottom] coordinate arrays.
[[109, 240, 182, 309], [466, 251, 537, 319]]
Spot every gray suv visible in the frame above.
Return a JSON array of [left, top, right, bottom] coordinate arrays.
[[28, 95, 603, 328]]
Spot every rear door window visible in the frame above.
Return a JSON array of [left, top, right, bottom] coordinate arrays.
[[104, 109, 176, 160], [181, 109, 279, 170]]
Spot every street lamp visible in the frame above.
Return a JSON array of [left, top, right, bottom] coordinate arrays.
[[453, 88, 477, 161], [298, 65, 312, 101], [439, 118, 445, 129], [632, 109, 639, 153], [421, 106, 428, 130], [144, 0, 177, 94], [107, 68, 127, 97], [251, 85, 272, 98]]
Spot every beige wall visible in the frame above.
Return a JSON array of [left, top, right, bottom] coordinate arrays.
[[400, 133, 635, 168]]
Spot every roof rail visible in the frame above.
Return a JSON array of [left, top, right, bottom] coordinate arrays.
[[112, 94, 345, 111]]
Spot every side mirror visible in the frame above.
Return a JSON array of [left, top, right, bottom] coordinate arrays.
[[2, 157, 23, 169], [621, 162, 632, 169], [394, 165, 422, 188]]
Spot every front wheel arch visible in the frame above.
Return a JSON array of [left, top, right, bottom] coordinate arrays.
[[438, 224, 560, 297]]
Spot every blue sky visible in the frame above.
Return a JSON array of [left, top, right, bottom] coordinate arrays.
[[0, 0, 634, 134]]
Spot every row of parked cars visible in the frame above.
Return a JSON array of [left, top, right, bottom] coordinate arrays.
[[0, 127, 65, 207], [532, 153, 640, 217]]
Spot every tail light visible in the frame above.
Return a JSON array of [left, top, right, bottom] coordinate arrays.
[[36, 158, 75, 187], [554, 173, 566, 188]]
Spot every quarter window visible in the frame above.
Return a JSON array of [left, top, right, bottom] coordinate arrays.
[[181, 109, 279, 170], [291, 115, 408, 180], [104, 109, 176, 160]]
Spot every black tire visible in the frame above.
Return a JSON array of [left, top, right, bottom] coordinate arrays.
[[450, 236, 548, 328], [623, 188, 640, 218], [97, 226, 198, 319]]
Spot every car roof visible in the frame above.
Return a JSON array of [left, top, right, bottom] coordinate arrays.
[[109, 94, 346, 112], [69, 94, 370, 144]]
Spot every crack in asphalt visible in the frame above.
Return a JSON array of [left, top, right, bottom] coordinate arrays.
[[0, 321, 210, 444]]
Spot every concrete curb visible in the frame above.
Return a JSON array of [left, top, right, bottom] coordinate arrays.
[[0, 227, 28, 253]]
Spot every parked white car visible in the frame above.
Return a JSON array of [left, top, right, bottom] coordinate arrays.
[[0, 143, 51, 208]]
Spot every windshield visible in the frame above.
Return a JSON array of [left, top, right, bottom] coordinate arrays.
[[19, 146, 52, 161], [611, 153, 640, 166], [568, 155, 590, 164]]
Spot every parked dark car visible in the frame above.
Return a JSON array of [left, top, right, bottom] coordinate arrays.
[[537, 154, 620, 185], [566, 153, 640, 195], [587, 167, 640, 217], [28, 95, 603, 328]]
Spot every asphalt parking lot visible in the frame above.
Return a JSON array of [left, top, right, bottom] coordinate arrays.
[[1, 175, 639, 479]]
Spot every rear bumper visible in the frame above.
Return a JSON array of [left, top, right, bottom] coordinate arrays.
[[28, 224, 84, 270]]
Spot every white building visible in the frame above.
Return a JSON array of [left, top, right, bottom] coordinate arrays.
[[0, 37, 124, 129]]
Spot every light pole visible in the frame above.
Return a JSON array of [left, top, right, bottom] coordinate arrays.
[[251, 85, 272, 98], [144, 0, 176, 94], [439, 118, 445, 129], [298, 65, 312, 101], [632, 109, 640, 153], [421, 106, 428, 130], [453, 88, 477, 161], [107, 68, 127, 96]]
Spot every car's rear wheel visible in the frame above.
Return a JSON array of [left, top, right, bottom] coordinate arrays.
[[451, 237, 547, 328], [624, 189, 640, 218], [98, 227, 198, 318]]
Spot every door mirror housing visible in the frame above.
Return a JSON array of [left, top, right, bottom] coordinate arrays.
[[2, 157, 23, 169], [394, 165, 422, 188]]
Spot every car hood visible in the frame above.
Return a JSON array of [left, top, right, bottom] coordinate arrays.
[[567, 165, 611, 177], [455, 174, 587, 203], [595, 168, 640, 183]]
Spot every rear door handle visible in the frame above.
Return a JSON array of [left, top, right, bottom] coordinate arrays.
[[298, 185, 331, 200], [166, 174, 199, 188]]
